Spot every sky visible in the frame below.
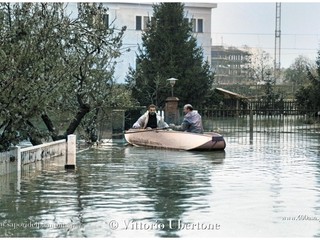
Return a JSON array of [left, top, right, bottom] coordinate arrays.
[[4, 0, 320, 69], [210, 2, 320, 68]]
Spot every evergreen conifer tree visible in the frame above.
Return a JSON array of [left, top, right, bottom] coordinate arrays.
[[126, 2, 213, 108]]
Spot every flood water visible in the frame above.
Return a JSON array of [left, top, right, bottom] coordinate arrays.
[[1, 133, 320, 237]]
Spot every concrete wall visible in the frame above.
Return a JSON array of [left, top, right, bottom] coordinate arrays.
[[0, 135, 76, 176]]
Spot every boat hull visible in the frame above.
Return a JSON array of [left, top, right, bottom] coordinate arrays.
[[124, 129, 226, 151]]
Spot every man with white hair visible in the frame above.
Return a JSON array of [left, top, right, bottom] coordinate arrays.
[[170, 104, 204, 134]]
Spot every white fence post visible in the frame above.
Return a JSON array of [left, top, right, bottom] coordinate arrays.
[[16, 146, 21, 192], [16, 146, 21, 173], [65, 134, 76, 170]]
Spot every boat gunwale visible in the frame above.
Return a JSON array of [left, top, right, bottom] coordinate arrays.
[[124, 128, 226, 151], [124, 129, 223, 137]]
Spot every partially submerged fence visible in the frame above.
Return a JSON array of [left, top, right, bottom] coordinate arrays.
[[96, 101, 320, 141], [198, 101, 320, 137], [0, 135, 76, 176], [121, 101, 320, 134], [19, 139, 66, 165], [0, 148, 17, 176]]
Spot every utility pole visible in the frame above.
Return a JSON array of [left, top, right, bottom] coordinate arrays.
[[274, 2, 281, 84]]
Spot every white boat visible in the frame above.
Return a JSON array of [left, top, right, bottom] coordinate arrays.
[[124, 129, 226, 151]]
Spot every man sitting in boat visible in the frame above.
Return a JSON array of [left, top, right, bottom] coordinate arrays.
[[169, 104, 204, 134], [132, 104, 169, 129]]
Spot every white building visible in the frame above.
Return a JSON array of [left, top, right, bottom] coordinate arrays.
[[67, 2, 217, 83]]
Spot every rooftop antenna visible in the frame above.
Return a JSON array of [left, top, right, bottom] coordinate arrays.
[[274, 2, 281, 83]]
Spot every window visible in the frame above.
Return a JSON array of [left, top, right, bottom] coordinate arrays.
[[191, 18, 196, 32], [92, 13, 109, 28], [197, 19, 203, 33], [136, 16, 142, 30], [103, 14, 109, 28], [136, 16, 152, 30]]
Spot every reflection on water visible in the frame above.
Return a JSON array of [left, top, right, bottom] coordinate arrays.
[[0, 133, 320, 237], [122, 147, 224, 237]]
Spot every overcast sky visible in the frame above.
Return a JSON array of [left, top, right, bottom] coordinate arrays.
[[211, 2, 320, 68]]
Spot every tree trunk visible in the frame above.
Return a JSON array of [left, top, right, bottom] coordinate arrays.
[[26, 121, 43, 146], [41, 114, 65, 141], [41, 93, 91, 141], [85, 108, 99, 142], [0, 121, 12, 152], [65, 103, 90, 136]]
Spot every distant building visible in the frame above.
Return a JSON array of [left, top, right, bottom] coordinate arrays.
[[211, 45, 251, 85], [66, 2, 217, 83]]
